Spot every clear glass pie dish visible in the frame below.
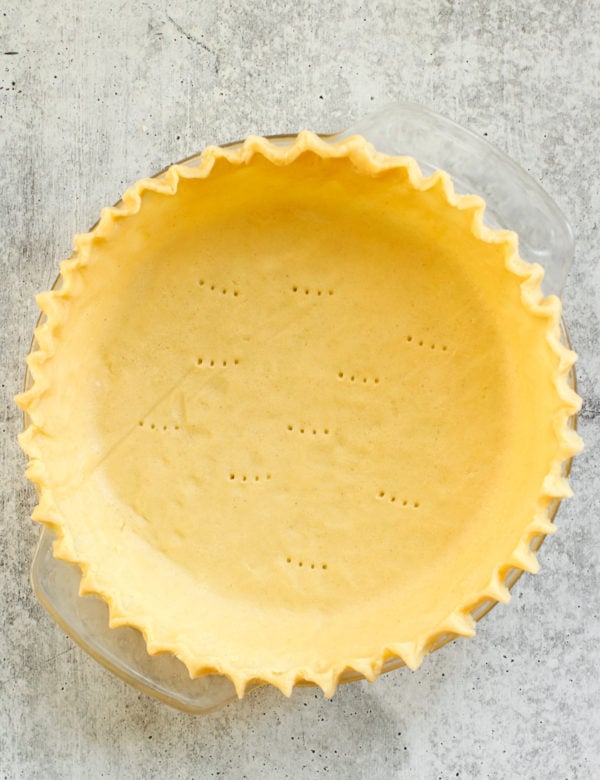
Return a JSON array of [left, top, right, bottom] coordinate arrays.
[[23, 103, 578, 714]]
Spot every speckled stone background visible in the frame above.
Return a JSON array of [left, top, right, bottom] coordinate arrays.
[[1, 1, 599, 778]]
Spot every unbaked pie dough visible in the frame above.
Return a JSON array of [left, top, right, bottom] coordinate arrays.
[[17, 132, 582, 696]]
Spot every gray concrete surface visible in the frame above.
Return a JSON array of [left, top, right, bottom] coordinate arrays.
[[1, 1, 599, 778]]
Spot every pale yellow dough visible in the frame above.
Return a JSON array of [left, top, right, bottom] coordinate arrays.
[[17, 133, 582, 696]]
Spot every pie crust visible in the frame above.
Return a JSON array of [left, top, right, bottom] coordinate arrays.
[[17, 132, 582, 697]]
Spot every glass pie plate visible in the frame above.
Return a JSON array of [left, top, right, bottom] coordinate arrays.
[[23, 103, 578, 714]]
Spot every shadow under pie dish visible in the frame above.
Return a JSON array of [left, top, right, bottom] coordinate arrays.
[[17, 132, 582, 698]]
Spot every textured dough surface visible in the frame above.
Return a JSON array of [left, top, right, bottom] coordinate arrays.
[[19, 134, 581, 695]]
